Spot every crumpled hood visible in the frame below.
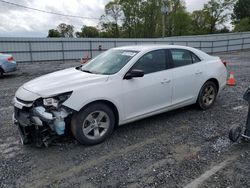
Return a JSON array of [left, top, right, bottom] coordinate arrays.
[[22, 67, 109, 97]]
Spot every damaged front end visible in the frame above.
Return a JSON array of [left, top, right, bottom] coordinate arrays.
[[13, 92, 73, 147]]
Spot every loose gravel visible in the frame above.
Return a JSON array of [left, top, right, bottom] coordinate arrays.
[[0, 51, 250, 188]]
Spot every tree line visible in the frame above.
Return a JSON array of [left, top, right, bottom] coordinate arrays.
[[47, 0, 250, 38]]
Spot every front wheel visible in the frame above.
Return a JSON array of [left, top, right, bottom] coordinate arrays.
[[71, 103, 115, 145], [197, 81, 218, 110]]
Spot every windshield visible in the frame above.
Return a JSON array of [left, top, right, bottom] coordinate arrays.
[[81, 49, 139, 75]]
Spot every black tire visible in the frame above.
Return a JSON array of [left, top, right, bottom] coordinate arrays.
[[0, 68, 3, 78], [71, 103, 115, 145], [229, 125, 242, 142], [197, 81, 218, 110]]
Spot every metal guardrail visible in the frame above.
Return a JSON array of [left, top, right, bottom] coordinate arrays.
[[0, 32, 250, 62]]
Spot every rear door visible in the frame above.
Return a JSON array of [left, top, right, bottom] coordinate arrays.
[[169, 49, 205, 105]]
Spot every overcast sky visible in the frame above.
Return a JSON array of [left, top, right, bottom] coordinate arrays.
[[0, 0, 209, 37]]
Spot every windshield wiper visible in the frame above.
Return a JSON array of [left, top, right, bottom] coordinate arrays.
[[82, 69, 94, 74]]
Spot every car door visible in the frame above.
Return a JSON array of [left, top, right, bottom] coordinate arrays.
[[169, 49, 205, 106], [122, 49, 173, 121]]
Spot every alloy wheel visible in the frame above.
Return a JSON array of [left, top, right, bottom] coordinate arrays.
[[82, 111, 110, 140], [202, 85, 215, 106]]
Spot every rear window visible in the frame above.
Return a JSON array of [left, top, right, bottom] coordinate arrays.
[[191, 53, 201, 63], [170, 49, 192, 67], [170, 49, 201, 68]]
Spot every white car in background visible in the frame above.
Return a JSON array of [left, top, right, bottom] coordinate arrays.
[[13, 45, 227, 146]]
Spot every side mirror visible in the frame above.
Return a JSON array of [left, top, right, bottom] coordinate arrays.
[[124, 69, 144, 80]]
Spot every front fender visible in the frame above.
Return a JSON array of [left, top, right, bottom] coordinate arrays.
[[63, 97, 123, 124], [62, 80, 124, 123]]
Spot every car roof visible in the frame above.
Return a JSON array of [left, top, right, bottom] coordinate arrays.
[[114, 45, 197, 52], [114, 44, 211, 60]]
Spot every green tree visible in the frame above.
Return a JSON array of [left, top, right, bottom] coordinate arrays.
[[217, 26, 230, 33], [233, 0, 250, 21], [233, 0, 250, 31], [76, 26, 99, 38], [47, 29, 61, 38], [99, 20, 121, 38], [203, 0, 233, 34], [191, 10, 210, 35], [140, 0, 162, 38], [104, 0, 122, 37], [234, 18, 250, 31], [165, 0, 190, 36], [118, 0, 145, 38], [100, 0, 193, 38], [57, 23, 74, 37], [171, 11, 192, 36]]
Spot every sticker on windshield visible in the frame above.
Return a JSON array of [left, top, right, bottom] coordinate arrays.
[[122, 52, 137, 57]]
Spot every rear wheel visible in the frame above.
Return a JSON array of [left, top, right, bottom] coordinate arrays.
[[197, 81, 218, 110], [71, 103, 115, 145]]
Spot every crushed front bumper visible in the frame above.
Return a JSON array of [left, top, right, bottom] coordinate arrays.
[[13, 97, 72, 147]]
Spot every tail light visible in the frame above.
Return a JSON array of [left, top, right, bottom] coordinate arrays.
[[7, 56, 14, 61], [221, 60, 227, 67]]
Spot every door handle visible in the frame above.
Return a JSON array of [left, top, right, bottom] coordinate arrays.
[[195, 71, 203, 75], [161, 79, 171, 84]]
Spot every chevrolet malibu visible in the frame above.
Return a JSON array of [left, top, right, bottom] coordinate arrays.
[[13, 45, 227, 146]]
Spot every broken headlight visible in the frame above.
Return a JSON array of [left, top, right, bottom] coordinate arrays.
[[43, 91, 72, 108]]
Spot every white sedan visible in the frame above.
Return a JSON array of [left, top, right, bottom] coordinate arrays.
[[13, 45, 227, 146]]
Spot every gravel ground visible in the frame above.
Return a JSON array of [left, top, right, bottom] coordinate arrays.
[[0, 51, 250, 188]]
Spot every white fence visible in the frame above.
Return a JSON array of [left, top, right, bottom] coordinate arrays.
[[1, 32, 250, 62]]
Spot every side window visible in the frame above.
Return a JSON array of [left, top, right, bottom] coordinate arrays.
[[191, 53, 201, 63], [170, 49, 193, 68], [132, 50, 166, 74]]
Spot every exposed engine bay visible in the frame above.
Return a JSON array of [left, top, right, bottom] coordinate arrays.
[[13, 92, 73, 147]]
